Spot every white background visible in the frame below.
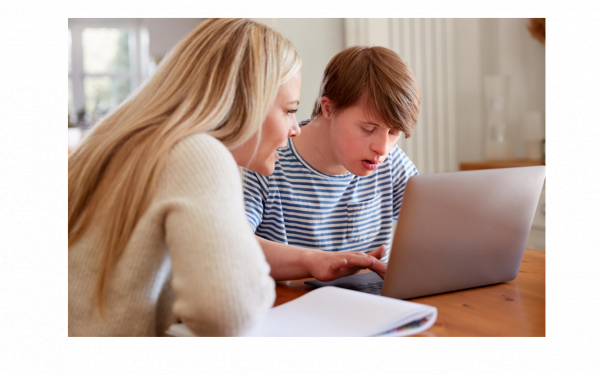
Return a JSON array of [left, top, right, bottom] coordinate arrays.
[[1, 0, 599, 374]]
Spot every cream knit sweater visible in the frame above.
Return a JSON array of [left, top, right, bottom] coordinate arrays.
[[68, 133, 275, 336]]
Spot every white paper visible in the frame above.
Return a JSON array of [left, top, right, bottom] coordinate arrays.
[[166, 286, 437, 337]]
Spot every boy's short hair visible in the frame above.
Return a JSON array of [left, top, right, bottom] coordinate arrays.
[[311, 46, 420, 138]]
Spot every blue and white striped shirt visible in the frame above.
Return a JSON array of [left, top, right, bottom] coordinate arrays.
[[242, 121, 418, 262]]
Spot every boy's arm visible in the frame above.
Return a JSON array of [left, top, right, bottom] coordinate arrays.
[[243, 167, 386, 282], [241, 168, 267, 231], [256, 236, 387, 282]]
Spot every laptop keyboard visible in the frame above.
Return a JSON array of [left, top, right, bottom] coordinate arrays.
[[345, 281, 384, 295]]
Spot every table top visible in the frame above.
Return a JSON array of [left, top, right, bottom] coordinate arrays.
[[274, 249, 545, 337]]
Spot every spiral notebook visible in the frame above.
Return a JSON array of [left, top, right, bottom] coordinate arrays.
[[166, 286, 437, 337]]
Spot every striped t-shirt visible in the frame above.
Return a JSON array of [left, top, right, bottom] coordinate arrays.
[[242, 121, 418, 262]]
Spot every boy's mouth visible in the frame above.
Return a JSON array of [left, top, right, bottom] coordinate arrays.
[[361, 159, 380, 170]]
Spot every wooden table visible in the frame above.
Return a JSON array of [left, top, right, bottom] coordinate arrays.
[[274, 249, 545, 336]]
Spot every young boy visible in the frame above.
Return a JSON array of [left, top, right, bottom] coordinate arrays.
[[243, 46, 420, 278]]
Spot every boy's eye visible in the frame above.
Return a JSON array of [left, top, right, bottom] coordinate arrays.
[[362, 127, 376, 133], [389, 130, 400, 136]]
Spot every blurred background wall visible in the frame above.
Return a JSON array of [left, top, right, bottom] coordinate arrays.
[[68, 18, 545, 249]]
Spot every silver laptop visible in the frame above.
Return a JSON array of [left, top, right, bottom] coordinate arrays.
[[305, 166, 546, 300]]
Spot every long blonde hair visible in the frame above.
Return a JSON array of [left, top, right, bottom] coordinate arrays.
[[68, 18, 301, 312]]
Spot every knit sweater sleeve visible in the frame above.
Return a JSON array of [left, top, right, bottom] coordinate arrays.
[[155, 133, 275, 336]]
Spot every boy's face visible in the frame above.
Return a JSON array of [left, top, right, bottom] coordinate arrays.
[[328, 100, 402, 177]]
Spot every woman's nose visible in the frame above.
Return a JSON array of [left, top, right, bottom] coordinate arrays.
[[289, 121, 301, 138]]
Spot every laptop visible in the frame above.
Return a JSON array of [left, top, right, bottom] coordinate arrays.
[[305, 166, 546, 300]]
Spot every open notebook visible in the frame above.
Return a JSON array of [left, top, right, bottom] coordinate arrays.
[[166, 286, 437, 337]]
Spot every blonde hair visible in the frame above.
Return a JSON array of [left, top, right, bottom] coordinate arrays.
[[311, 46, 420, 138], [68, 18, 301, 313]]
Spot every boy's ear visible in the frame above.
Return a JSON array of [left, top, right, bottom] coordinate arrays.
[[320, 97, 333, 118]]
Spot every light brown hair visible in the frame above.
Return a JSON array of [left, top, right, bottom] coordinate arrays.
[[68, 18, 301, 313], [311, 46, 420, 138]]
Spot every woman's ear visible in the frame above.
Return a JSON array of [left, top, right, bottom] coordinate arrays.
[[320, 97, 333, 119]]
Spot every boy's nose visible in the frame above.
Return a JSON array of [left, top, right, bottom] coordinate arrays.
[[371, 133, 389, 157]]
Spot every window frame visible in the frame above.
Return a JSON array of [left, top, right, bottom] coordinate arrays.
[[68, 18, 149, 121]]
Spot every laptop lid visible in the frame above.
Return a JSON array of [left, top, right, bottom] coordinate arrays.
[[381, 166, 546, 299]]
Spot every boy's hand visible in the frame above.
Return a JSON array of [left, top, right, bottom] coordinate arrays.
[[305, 245, 387, 282]]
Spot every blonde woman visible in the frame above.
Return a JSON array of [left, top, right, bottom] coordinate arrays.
[[69, 19, 384, 337]]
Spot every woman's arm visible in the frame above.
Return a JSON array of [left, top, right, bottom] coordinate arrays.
[[160, 134, 275, 336]]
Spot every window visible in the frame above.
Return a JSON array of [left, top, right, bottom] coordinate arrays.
[[68, 19, 149, 127]]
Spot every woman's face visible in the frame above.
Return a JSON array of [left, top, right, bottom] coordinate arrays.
[[233, 71, 302, 176]]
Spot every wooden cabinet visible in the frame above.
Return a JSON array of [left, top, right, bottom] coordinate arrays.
[[459, 159, 543, 171]]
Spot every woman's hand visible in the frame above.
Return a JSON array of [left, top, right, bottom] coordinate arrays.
[[303, 245, 387, 282]]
